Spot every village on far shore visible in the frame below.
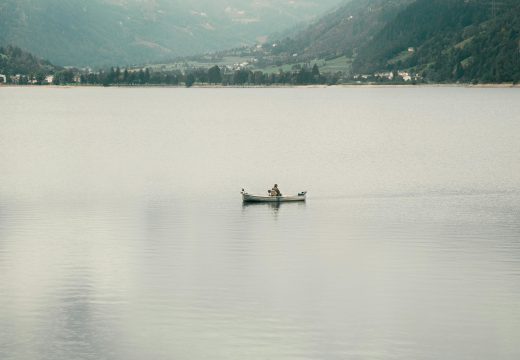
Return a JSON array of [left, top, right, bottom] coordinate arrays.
[[0, 44, 425, 87]]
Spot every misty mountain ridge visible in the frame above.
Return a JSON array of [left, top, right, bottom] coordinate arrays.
[[0, 0, 342, 67], [2, 0, 518, 83]]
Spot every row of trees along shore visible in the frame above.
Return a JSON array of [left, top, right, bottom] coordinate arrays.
[[78, 64, 341, 86], [1, 47, 349, 86], [3, 65, 345, 86], [10, 65, 425, 86]]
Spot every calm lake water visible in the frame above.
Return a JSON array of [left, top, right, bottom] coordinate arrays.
[[1, 86, 520, 359]]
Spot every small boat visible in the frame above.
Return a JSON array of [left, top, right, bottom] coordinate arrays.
[[241, 189, 307, 203]]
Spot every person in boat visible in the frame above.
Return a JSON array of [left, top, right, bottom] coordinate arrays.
[[271, 184, 282, 197]]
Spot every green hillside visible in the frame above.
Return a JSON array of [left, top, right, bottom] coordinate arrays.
[[3, 0, 518, 84], [353, 0, 520, 83], [0, 45, 58, 75], [269, 0, 414, 61], [244, 0, 520, 83]]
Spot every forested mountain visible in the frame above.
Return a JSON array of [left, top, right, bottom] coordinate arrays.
[[0, 0, 341, 67], [353, 0, 520, 82], [270, 0, 414, 61], [266, 0, 520, 83], [0, 45, 58, 75], [2, 0, 518, 83]]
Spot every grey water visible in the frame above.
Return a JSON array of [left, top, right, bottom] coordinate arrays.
[[1, 86, 519, 360]]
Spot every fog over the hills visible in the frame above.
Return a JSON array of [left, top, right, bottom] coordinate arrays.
[[0, 0, 344, 66]]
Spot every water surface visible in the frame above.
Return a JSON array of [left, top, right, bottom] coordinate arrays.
[[1, 87, 520, 359]]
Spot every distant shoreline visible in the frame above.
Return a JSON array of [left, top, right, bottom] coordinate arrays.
[[1, 83, 519, 89]]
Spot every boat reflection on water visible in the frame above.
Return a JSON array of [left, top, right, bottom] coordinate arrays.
[[242, 201, 282, 210], [241, 200, 306, 218]]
